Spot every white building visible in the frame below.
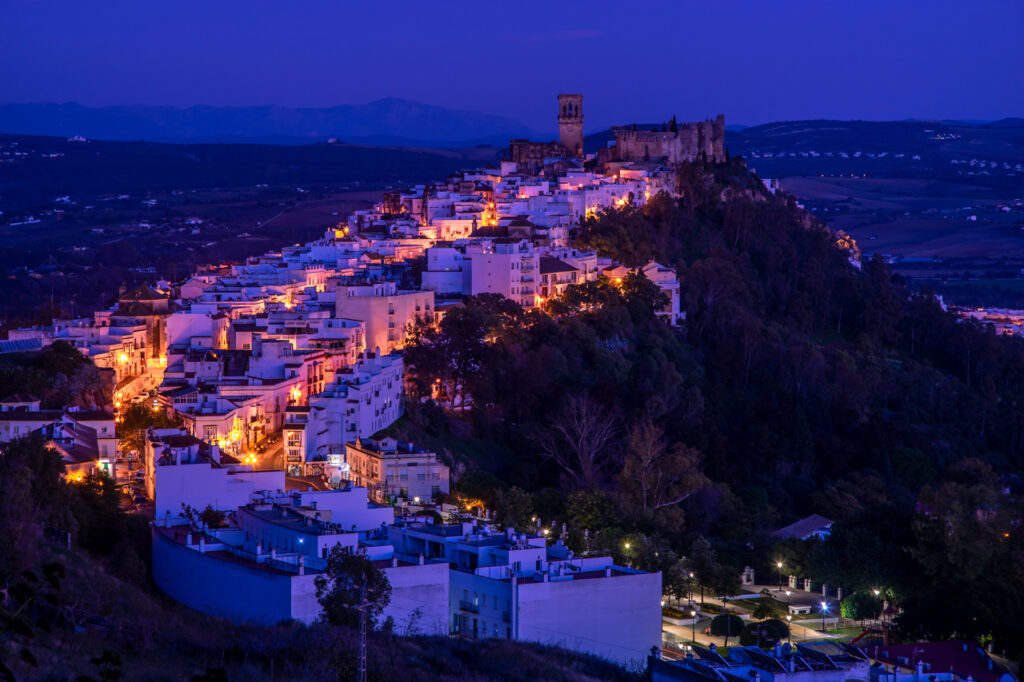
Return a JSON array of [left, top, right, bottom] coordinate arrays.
[[335, 281, 434, 355], [345, 436, 450, 504], [387, 522, 662, 666], [283, 353, 405, 478], [144, 427, 284, 518], [151, 488, 449, 633]]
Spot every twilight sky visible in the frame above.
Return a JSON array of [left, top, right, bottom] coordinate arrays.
[[2, 0, 1022, 131]]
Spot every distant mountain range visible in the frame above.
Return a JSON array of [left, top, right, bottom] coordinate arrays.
[[0, 99, 540, 148]]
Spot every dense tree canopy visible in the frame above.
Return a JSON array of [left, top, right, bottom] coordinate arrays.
[[401, 157, 1024, 662]]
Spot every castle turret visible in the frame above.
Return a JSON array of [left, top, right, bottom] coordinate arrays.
[[557, 94, 584, 159]]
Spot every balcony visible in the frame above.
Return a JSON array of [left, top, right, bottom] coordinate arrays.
[[459, 600, 480, 613]]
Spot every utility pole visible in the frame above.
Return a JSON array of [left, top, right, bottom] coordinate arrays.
[[357, 579, 368, 682]]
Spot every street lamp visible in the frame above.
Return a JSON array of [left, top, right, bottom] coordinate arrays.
[[691, 609, 698, 643], [786, 614, 792, 642], [820, 601, 829, 633], [777, 561, 784, 588]]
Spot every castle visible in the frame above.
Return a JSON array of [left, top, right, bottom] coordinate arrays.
[[509, 94, 726, 169]]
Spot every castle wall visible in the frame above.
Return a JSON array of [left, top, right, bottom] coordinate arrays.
[[611, 115, 725, 164]]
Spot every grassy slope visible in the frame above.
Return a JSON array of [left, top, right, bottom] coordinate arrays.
[[4, 544, 637, 682]]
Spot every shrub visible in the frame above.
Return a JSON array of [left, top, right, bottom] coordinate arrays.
[[841, 591, 882, 621], [739, 619, 790, 647], [710, 614, 744, 637]]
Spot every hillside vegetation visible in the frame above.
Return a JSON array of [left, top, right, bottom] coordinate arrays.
[[403, 158, 1024, 663], [0, 437, 637, 681]]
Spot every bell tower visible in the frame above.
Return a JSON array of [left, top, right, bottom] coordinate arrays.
[[557, 94, 584, 159]]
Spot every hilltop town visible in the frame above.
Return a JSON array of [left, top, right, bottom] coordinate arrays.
[[1, 96, 1022, 681]]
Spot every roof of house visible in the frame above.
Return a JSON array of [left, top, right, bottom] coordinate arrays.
[[0, 338, 43, 354], [470, 224, 509, 239], [870, 641, 1015, 682], [66, 410, 115, 422], [120, 284, 167, 301], [1, 393, 40, 403], [0, 410, 64, 422], [772, 514, 833, 540], [159, 434, 205, 448], [507, 215, 539, 228], [539, 256, 578, 275]]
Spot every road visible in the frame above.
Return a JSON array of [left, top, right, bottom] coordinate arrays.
[[661, 588, 842, 652]]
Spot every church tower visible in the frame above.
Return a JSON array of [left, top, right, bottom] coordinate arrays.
[[557, 94, 584, 159]]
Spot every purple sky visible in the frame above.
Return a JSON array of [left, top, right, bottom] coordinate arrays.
[[2, 0, 1021, 130]]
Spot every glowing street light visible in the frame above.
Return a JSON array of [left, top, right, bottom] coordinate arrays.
[[691, 609, 698, 642], [777, 561, 784, 587], [820, 600, 829, 633]]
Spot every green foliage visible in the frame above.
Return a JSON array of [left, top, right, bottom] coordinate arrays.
[[117, 403, 181, 456], [314, 547, 392, 628], [565, 489, 617, 530], [739, 619, 789, 647], [452, 470, 504, 510], [392, 158, 1024, 662], [770, 538, 816, 581], [710, 613, 744, 638], [0, 341, 104, 409], [199, 505, 226, 529], [841, 591, 881, 621], [493, 486, 535, 532], [752, 595, 784, 620]]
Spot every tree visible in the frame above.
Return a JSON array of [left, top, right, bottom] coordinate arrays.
[[689, 536, 718, 604], [537, 394, 618, 489], [840, 591, 881, 622], [314, 547, 392, 628], [739, 618, 789, 647], [565, 489, 617, 531], [494, 487, 534, 532], [618, 419, 707, 518], [199, 505, 226, 529], [752, 591, 784, 620], [117, 403, 180, 458], [710, 613, 744, 645]]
